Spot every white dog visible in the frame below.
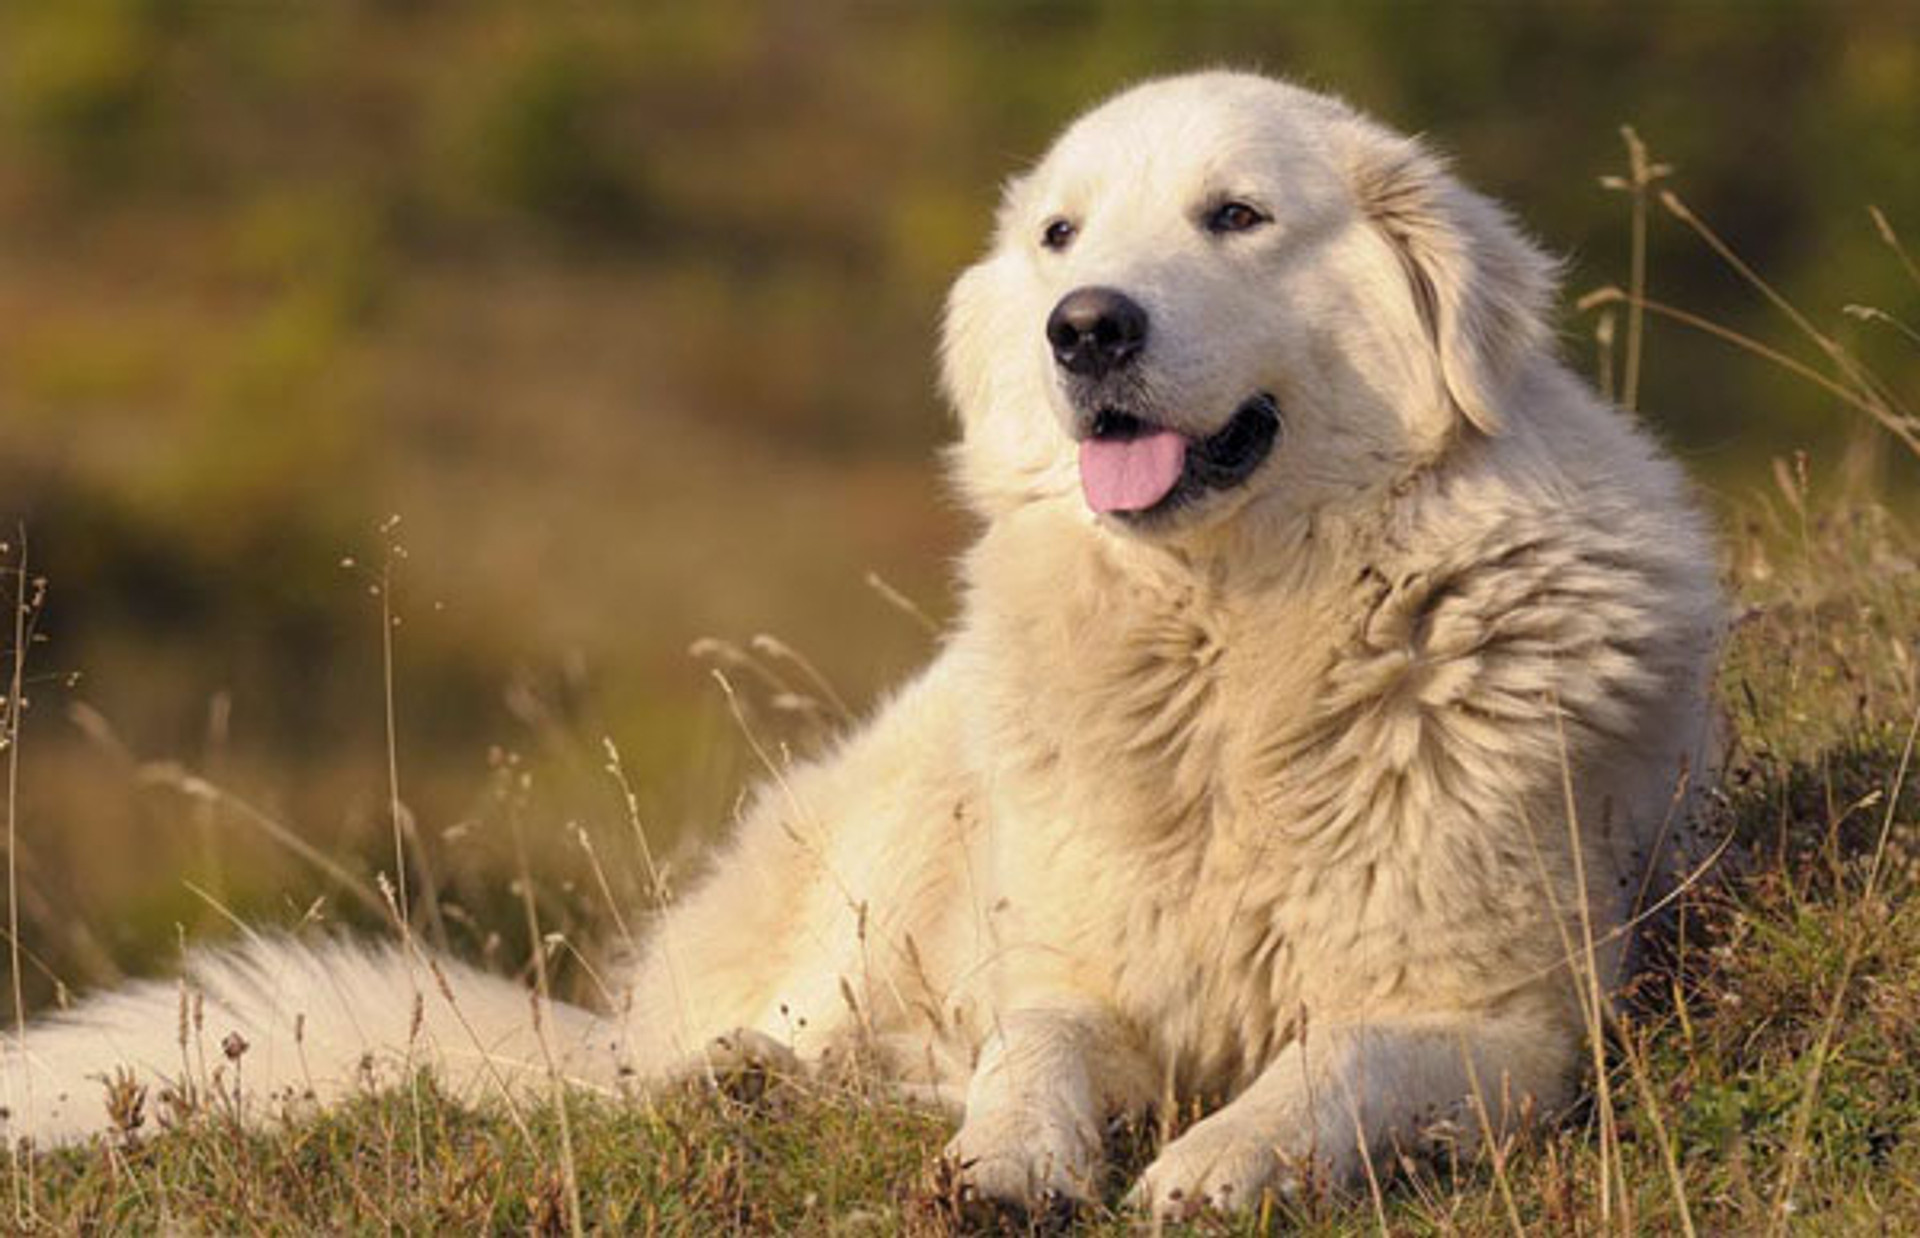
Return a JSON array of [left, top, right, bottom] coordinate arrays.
[[4, 72, 1721, 1218]]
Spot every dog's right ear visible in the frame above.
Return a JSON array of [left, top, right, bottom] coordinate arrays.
[[1334, 122, 1558, 439], [939, 248, 1079, 519], [938, 173, 1037, 435]]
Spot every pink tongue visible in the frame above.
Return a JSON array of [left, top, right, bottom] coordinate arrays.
[[1078, 430, 1188, 513]]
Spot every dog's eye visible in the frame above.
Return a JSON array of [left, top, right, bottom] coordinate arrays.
[[1041, 218, 1077, 251], [1204, 200, 1270, 236]]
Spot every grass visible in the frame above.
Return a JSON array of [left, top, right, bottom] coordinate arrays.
[[29, 1073, 950, 1233], [9, 142, 1920, 1234]]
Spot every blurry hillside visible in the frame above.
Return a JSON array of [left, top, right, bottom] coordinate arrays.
[[0, 3, 1915, 999]]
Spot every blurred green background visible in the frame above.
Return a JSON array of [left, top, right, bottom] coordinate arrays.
[[1, 1, 1916, 1004]]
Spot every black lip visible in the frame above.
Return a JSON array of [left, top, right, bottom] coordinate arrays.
[[1099, 393, 1282, 522], [1088, 408, 1156, 441]]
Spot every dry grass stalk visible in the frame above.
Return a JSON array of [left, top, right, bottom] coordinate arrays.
[[4, 530, 42, 1223], [510, 799, 585, 1238]]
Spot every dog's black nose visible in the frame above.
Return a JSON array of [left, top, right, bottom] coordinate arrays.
[[1046, 287, 1148, 379]]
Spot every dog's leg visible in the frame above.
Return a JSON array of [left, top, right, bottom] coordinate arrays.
[[1129, 1006, 1576, 1218], [944, 1005, 1154, 1212]]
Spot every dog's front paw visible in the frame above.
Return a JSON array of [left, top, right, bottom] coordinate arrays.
[[943, 1102, 1104, 1219], [666, 1027, 803, 1101], [1127, 1114, 1305, 1220]]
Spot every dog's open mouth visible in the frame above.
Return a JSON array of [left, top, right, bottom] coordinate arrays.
[[1077, 394, 1280, 517]]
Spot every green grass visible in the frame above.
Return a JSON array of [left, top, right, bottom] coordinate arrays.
[[27, 1072, 948, 1233]]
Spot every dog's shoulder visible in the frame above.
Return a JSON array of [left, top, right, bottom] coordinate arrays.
[[1244, 384, 1721, 829]]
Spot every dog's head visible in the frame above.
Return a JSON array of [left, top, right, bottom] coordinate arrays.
[[941, 72, 1557, 539]]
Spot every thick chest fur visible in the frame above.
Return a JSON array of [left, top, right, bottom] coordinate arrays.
[[966, 512, 1325, 853], [952, 490, 1712, 1089], [956, 511, 1362, 1082]]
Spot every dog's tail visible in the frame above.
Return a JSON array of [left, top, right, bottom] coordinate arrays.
[[0, 934, 626, 1145]]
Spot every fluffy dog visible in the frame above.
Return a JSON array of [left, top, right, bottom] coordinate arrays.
[[3, 72, 1720, 1217]]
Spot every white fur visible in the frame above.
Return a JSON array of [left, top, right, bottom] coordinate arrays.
[[4, 73, 1720, 1217]]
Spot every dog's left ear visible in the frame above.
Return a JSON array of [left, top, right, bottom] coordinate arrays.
[[1336, 123, 1558, 437]]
